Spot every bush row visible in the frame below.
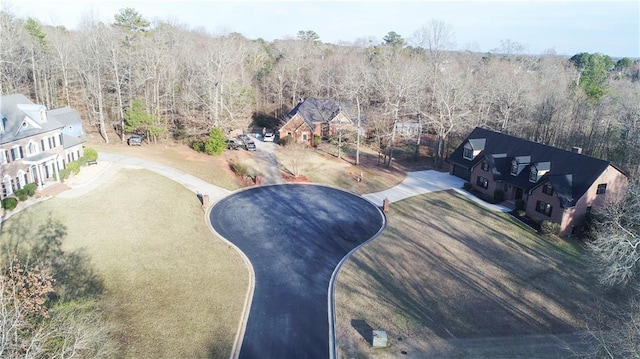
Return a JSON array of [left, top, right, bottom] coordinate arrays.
[[1, 183, 37, 210]]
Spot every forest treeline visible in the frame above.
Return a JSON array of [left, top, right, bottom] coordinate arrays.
[[2, 8, 639, 176]]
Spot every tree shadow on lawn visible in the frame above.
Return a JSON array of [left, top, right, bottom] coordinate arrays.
[[342, 191, 624, 342]]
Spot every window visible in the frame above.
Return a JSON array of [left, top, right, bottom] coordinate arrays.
[[10, 146, 23, 161], [0, 150, 7, 165], [510, 161, 518, 175], [463, 147, 473, 160], [529, 168, 538, 182], [536, 201, 553, 217], [586, 206, 592, 214], [476, 176, 489, 189], [596, 183, 607, 194], [542, 184, 554, 196], [27, 142, 37, 155], [481, 161, 489, 171]]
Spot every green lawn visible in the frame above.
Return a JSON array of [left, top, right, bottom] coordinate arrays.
[[335, 190, 621, 358], [0, 169, 248, 358]]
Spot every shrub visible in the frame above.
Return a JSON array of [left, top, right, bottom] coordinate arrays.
[[191, 140, 205, 152], [313, 135, 321, 147], [279, 136, 292, 147], [204, 128, 226, 155], [59, 168, 71, 182], [2, 197, 17, 210], [463, 182, 473, 191], [66, 161, 81, 175], [77, 156, 88, 166], [515, 199, 525, 210], [84, 148, 98, 162], [494, 189, 504, 202], [14, 189, 28, 201], [228, 160, 248, 177], [541, 220, 561, 236], [24, 183, 37, 196]]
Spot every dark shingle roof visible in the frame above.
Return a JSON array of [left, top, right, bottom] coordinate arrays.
[[283, 98, 363, 130], [448, 127, 623, 207], [284, 98, 341, 130]]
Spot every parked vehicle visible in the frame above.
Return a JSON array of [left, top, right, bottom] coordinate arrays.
[[239, 134, 256, 151], [244, 140, 256, 151], [128, 134, 143, 146], [263, 132, 275, 142], [227, 139, 240, 150]]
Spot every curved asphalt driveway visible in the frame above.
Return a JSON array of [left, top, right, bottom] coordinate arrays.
[[210, 184, 384, 359]]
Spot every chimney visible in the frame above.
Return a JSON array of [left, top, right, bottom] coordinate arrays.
[[571, 146, 583, 154]]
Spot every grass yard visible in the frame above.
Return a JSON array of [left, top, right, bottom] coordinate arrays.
[[0, 169, 248, 358], [85, 136, 244, 191], [335, 190, 624, 358]]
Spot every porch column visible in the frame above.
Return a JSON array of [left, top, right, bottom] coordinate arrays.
[[52, 158, 60, 183], [35, 164, 44, 190]]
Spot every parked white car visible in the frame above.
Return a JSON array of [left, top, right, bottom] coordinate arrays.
[[263, 132, 275, 142]]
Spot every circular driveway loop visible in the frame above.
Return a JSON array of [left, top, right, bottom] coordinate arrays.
[[210, 184, 385, 359]]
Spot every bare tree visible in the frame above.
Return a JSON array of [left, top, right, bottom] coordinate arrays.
[[75, 21, 110, 142], [277, 143, 310, 177], [587, 183, 639, 290], [411, 19, 456, 74]]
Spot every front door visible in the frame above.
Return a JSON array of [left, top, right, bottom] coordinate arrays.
[[515, 188, 523, 200]]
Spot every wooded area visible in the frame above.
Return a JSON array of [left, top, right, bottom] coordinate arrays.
[[2, 9, 639, 176]]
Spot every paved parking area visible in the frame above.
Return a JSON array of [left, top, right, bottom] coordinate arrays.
[[209, 184, 384, 359]]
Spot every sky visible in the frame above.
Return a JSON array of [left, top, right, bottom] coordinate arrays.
[[3, 0, 639, 58]]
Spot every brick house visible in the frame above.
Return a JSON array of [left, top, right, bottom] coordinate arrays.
[[278, 98, 360, 146], [448, 127, 628, 236], [0, 94, 85, 197]]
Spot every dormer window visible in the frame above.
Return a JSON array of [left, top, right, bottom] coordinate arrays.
[[529, 168, 538, 182], [510, 161, 518, 176], [463, 147, 473, 160]]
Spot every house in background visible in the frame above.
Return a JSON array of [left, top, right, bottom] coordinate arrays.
[[0, 94, 85, 197], [278, 98, 361, 146], [448, 127, 628, 237]]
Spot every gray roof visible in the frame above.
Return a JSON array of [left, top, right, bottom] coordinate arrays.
[[49, 106, 82, 126], [0, 94, 64, 145], [283, 98, 363, 130], [63, 133, 85, 149]]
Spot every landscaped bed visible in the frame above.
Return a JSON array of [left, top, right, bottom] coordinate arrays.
[[334, 190, 623, 358]]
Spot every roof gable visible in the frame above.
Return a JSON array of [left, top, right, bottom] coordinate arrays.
[[0, 94, 64, 144], [283, 98, 361, 130]]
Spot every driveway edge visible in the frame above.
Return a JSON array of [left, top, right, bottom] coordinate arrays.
[[205, 198, 255, 359], [327, 198, 387, 359]]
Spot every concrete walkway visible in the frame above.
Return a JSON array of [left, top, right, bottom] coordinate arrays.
[[364, 170, 511, 212], [57, 152, 231, 201]]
